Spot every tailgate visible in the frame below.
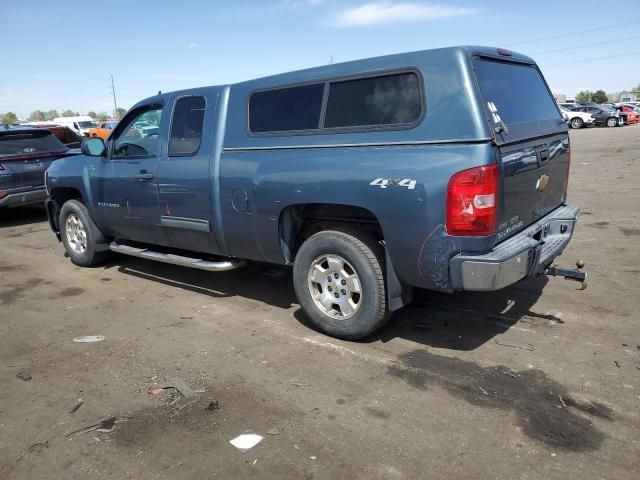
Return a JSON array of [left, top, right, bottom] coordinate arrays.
[[497, 134, 570, 241], [472, 55, 569, 243], [0, 129, 68, 191], [0, 157, 56, 190]]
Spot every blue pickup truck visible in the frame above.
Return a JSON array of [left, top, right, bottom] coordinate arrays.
[[44, 46, 586, 339]]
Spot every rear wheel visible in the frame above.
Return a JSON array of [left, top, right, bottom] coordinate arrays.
[[293, 230, 389, 340], [606, 117, 618, 127], [570, 117, 583, 129], [60, 199, 109, 267]]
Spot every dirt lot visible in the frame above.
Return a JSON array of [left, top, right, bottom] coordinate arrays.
[[1, 125, 639, 480]]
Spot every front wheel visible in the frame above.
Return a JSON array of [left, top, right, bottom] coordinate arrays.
[[60, 199, 109, 267], [570, 117, 583, 129], [606, 117, 618, 127], [293, 230, 389, 340]]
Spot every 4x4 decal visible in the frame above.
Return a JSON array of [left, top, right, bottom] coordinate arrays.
[[369, 178, 417, 190]]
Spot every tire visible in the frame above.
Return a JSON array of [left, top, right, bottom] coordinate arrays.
[[606, 117, 618, 127], [293, 230, 389, 340], [570, 117, 583, 129], [59, 199, 109, 267]]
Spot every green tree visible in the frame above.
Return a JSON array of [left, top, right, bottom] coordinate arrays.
[[61, 109, 79, 117], [591, 90, 608, 104], [45, 109, 59, 121], [28, 110, 47, 121], [575, 90, 592, 104], [0, 112, 18, 124], [87, 111, 98, 119], [97, 112, 109, 121], [115, 107, 126, 119]]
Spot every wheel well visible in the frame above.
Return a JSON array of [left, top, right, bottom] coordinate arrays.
[[50, 187, 83, 207], [279, 203, 384, 263]]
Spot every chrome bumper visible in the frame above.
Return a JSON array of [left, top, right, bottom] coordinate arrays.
[[449, 205, 580, 291]]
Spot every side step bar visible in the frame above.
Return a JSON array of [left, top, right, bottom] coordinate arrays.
[[109, 242, 245, 272]]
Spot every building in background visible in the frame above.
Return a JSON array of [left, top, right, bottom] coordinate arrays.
[[620, 91, 638, 103]]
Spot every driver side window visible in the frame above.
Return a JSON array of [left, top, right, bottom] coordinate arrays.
[[112, 106, 163, 159]]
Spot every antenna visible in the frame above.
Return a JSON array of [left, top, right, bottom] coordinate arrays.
[[110, 74, 119, 119], [329, 55, 334, 65]]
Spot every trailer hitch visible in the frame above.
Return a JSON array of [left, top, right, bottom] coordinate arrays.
[[543, 260, 588, 290]]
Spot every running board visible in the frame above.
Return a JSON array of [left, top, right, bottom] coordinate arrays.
[[109, 242, 245, 272]]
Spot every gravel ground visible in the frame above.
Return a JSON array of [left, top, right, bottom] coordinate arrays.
[[1, 125, 639, 479]]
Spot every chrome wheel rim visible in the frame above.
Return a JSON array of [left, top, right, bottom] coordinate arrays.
[[570, 118, 581, 128], [607, 118, 616, 127], [308, 254, 362, 320], [65, 213, 87, 255]]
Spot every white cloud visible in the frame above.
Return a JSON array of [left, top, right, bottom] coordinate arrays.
[[332, 2, 474, 27], [187, 42, 199, 48]]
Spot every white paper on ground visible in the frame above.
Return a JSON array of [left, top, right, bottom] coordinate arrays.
[[73, 336, 106, 343], [229, 432, 264, 452]]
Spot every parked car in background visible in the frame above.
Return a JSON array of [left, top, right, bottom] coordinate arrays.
[[88, 120, 118, 139], [0, 125, 78, 207], [28, 123, 83, 148], [559, 106, 595, 129], [558, 103, 582, 111], [575, 105, 623, 127], [618, 105, 640, 123], [53, 116, 98, 137]]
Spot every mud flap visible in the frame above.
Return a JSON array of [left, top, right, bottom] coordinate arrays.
[[385, 246, 413, 311]]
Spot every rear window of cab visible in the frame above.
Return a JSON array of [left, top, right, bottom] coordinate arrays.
[[248, 71, 424, 135]]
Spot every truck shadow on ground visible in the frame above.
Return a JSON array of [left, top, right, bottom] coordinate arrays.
[[114, 255, 555, 352], [0, 206, 47, 228]]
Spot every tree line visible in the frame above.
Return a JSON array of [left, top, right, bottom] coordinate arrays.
[[1, 108, 127, 125], [575, 84, 640, 104]]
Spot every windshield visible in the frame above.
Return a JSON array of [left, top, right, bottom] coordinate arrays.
[[474, 58, 561, 127], [0, 131, 68, 157], [78, 121, 98, 128]]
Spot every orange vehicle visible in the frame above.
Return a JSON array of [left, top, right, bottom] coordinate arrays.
[[88, 120, 118, 139]]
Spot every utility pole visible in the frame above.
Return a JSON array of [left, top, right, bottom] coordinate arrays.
[[110, 74, 118, 119], [329, 55, 334, 65]]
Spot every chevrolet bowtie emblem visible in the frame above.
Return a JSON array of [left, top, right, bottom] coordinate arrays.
[[536, 174, 550, 191]]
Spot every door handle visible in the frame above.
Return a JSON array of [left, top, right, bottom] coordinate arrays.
[[135, 171, 154, 182], [539, 149, 549, 162]]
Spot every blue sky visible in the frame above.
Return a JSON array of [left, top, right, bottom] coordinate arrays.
[[1, 0, 639, 118]]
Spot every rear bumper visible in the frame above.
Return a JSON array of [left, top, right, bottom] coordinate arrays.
[[449, 205, 580, 291], [0, 186, 47, 207]]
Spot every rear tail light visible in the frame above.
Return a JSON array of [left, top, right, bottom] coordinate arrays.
[[446, 164, 499, 236], [0, 191, 6, 199]]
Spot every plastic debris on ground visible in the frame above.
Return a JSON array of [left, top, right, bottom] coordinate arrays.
[[265, 427, 280, 435], [65, 417, 117, 437], [229, 432, 264, 452], [69, 399, 84, 413], [73, 335, 106, 343], [494, 339, 535, 351], [149, 377, 199, 409], [16, 369, 32, 381]]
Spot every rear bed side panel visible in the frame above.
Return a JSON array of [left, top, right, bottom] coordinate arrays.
[[220, 143, 497, 291]]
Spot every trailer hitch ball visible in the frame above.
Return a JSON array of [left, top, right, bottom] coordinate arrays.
[[544, 261, 588, 290]]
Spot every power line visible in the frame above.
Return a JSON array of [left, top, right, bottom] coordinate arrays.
[[542, 51, 640, 67], [531, 34, 640, 55], [508, 20, 640, 46]]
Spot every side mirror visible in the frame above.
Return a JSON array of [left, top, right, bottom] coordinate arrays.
[[562, 112, 569, 122], [81, 137, 106, 157]]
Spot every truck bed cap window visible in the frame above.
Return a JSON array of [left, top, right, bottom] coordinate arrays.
[[248, 71, 424, 135], [324, 72, 422, 128], [249, 84, 324, 133]]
